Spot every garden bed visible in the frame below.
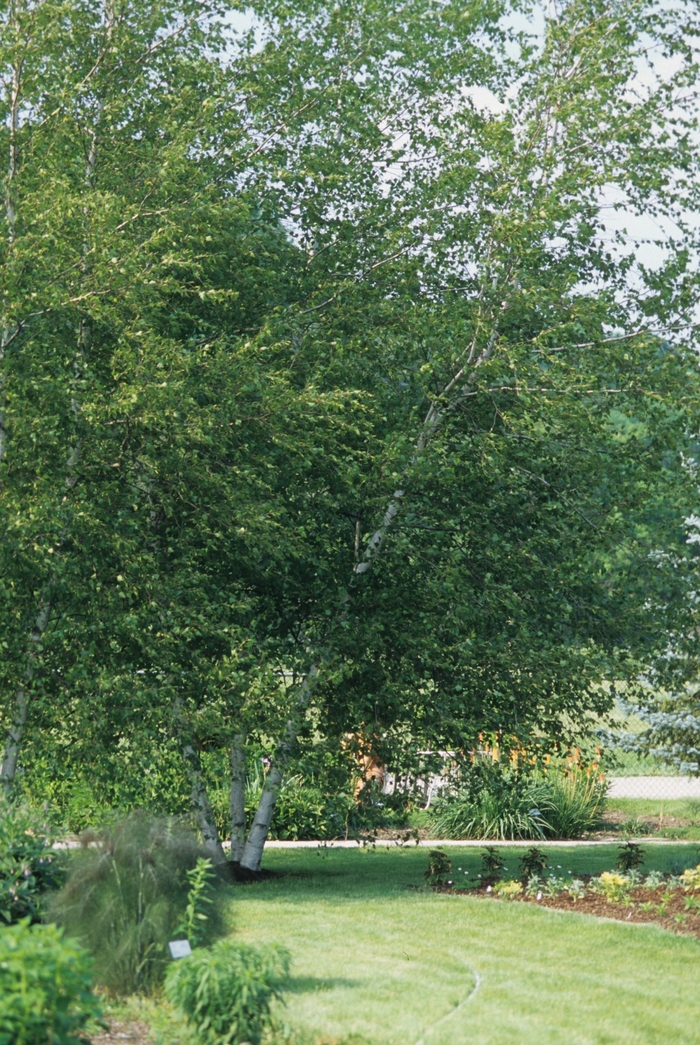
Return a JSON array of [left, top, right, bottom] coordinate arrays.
[[437, 878, 700, 940]]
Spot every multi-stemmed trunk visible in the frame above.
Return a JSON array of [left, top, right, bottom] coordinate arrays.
[[235, 329, 500, 873]]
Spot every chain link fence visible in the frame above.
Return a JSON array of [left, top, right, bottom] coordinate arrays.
[[607, 776, 700, 800]]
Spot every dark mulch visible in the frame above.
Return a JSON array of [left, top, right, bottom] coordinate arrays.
[[439, 881, 700, 940]]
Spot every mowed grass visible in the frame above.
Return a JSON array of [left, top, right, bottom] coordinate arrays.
[[607, 798, 700, 840], [230, 844, 700, 1045]]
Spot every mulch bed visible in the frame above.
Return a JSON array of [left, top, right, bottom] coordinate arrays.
[[438, 881, 700, 940]]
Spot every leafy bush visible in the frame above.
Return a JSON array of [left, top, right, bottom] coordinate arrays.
[[680, 864, 700, 890], [269, 775, 354, 841], [0, 919, 101, 1045], [429, 760, 605, 840], [519, 846, 548, 880], [47, 814, 227, 995], [493, 880, 523, 900], [424, 850, 451, 886], [165, 939, 290, 1045], [616, 841, 646, 873], [595, 872, 630, 904], [480, 846, 506, 884], [0, 801, 65, 925]]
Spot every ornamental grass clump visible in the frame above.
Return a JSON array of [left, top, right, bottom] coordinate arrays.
[[47, 814, 227, 995], [537, 767, 606, 839], [428, 757, 605, 841], [429, 763, 550, 841], [165, 940, 290, 1045], [0, 919, 102, 1045]]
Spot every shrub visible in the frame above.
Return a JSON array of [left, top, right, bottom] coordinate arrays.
[[424, 850, 451, 886], [680, 864, 700, 891], [596, 872, 630, 904], [519, 846, 548, 880], [480, 846, 506, 884], [493, 880, 522, 900], [0, 800, 65, 925], [538, 770, 606, 839], [165, 940, 290, 1045], [429, 758, 606, 841], [47, 814, 227, 995], [616, 841, 646, 874], [0, 919, 101, 1045]]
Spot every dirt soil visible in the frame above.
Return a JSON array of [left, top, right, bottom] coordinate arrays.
[[440, 881, 700, 940], [87, 1021, 152, 1044]]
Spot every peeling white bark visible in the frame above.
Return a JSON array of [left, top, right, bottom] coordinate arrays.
[[0, 600, 52, 797], [0, 46, 22, 469], [239, 666, 318, 872], [175, 703, 228, 866], [229, 731, 247, 863]]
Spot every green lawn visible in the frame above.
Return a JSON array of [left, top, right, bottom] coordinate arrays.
[[224, 844, 700, 1045], [606, 799, 700, 840]]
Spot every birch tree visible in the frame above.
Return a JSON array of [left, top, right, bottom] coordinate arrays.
[[3, 0, 700, 879]]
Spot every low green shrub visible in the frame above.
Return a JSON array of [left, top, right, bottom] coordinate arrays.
[[480, 846, 507, 884], [519, 846, 548, 880], [616, 841, 646, 873], [424, 850, 451, 886], [268, 775, 354, 841], [47, 814, 227, 995], [165, 939, 290, 1045], [0, 919, 101, 1045], [0, 800, 65, 925]]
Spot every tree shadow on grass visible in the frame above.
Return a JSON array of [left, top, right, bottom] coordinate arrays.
[[285, 975, 361, 994]]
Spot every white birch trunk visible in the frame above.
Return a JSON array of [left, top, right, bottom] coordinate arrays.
[[240, 686, 315, 872], [240, 330, 500, 871], [1, 600, 52, 797], [180, 732, 229, 868], [0, 44, 21, 468], [229, 731, 247, 863]]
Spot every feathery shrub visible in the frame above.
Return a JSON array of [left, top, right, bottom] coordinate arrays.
[[47, 814, 228, 995]]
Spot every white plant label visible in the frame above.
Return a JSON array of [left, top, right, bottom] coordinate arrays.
[[168, 939, 192, 959]]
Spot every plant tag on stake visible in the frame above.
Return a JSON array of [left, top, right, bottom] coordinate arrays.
[[168, 939, 192, 959]]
